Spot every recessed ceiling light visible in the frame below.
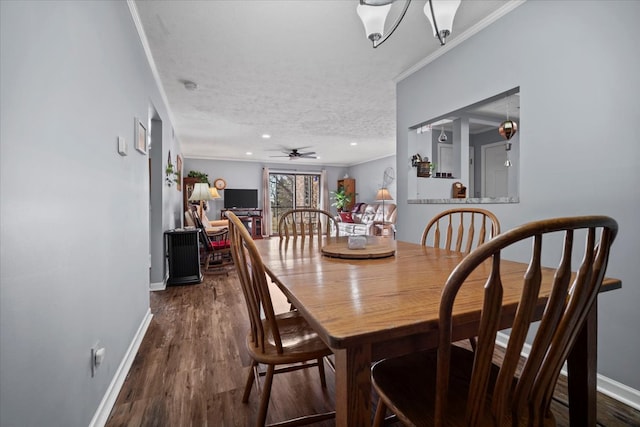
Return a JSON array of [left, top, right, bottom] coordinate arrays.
[[350, 142, 358, 146], [261, 134, 271, 139], [246, 151, 253, 155]]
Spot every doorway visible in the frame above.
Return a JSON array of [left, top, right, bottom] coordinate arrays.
[[481, 141, 508, 198], [437, 143, 453, 175], [468, 146, 474, 197], [269, 172, 321, 235], [149, 112, 165, 288]]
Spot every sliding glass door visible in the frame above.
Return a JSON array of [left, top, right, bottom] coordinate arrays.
[[269, 173, 320, 235]]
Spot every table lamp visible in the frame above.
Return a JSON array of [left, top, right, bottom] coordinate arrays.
[[375, 188, 393, 228], [209, 186, 221, 200], [188, 182, 213, 223]]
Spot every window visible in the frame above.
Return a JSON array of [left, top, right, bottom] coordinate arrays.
[[269, 173, 321, 235]]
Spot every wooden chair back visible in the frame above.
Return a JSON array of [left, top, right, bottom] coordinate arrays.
[[190, 209, 211, 243], [278, 208, 338, 241], [227, 211, 285, 355], [421, 207, 501, 253], [191, 209, 232, 271], [434, 216, 618, 426]]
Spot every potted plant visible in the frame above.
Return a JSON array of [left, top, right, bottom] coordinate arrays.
[[331, 188, 353, 212], [187, 170, 210, 184], [165, 163, 178, 186]]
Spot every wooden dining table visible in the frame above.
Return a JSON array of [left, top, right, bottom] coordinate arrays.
[[254, 236, 621, 426]]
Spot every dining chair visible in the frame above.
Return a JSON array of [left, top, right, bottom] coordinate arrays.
[[422, 208, 501, 351], [226, 211, 335, 427], [372, 216, 618, 427], [421, 208, 501, 253], [278, 208, 339, 241]]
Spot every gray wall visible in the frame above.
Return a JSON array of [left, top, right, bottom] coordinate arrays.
[[0, 2, 180, 426], [348, 155, 397, 204], [396, 1, 640, 390], [184, 158, 348, 219]]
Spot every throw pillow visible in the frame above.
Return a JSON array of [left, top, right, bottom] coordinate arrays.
[[339, 212, 355, 223], [351, 202, 366, 213]]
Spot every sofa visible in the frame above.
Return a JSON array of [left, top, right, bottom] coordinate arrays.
[[335, 202, 397, 236]]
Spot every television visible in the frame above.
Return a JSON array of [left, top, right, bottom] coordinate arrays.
[[224, 189, 259, 209]]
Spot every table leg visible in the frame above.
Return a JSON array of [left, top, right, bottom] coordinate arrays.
[[334, 345, 372, 426], [567, 299, 598, 426]]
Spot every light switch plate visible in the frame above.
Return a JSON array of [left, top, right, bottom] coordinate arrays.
[[117, 136, 127, 156]]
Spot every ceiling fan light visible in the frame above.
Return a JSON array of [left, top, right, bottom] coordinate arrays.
[[361, 0, 394, 5], [424, 0, 461, 43], [357, 3, 392, 42]]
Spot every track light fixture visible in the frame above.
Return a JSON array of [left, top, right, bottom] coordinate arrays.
[[357, 0, 461, 48]]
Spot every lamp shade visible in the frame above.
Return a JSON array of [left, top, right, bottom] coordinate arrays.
[[357, 3, 392, 41], [375, 188, 393, 201], [209, 187, 221, 199], [188, 182, 213, 201], [424, 0, 461, 37]]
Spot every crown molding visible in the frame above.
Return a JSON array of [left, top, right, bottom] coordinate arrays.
[[127, 0, 176, 128]]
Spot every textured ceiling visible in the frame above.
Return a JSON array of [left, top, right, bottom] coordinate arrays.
[[134, 0, 516, 166]]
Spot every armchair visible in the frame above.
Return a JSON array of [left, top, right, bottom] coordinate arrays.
[[185, 205, 229, 233]]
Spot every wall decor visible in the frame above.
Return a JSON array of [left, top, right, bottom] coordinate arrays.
[[176, 155, 183, 191], [135, 117, 147, 154], [213, 177, 226, 190], [417, 161, 431, 177], [165, 151, 178, 187]]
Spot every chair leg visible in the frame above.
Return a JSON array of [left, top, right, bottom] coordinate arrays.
[[243, 361, 258, 403], [372, 398, 388, 427], [256, 364, 275, 427], [317, 357, 327, 388]]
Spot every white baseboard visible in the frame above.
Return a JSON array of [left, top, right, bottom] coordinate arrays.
[[149, 280, 165, 291], [496, 332, 640, 411], [149, 272, 168, 292], [88, 308, 153, 427], [597, 374, 640, 411]]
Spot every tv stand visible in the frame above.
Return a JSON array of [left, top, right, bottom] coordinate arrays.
[[221, 208, 263, 239]]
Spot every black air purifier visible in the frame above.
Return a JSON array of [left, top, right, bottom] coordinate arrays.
[[165, 229, 202, 285]]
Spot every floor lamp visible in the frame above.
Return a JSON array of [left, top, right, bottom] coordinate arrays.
[[375, 188, 393, 234], [188, 182, 213, 224]]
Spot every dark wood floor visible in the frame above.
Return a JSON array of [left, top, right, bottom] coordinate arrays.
[[105, 270, 640, 426]]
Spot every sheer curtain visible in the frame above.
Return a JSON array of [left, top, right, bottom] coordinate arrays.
[[320, 169, 329, 212], [262, 167, 271, 236]]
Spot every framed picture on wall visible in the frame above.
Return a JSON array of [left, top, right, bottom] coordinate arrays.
[[135, 118, 147, 154], [176, 154, 183, 191]]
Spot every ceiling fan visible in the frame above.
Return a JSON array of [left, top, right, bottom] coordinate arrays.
[[270, 147, 318, 160]]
